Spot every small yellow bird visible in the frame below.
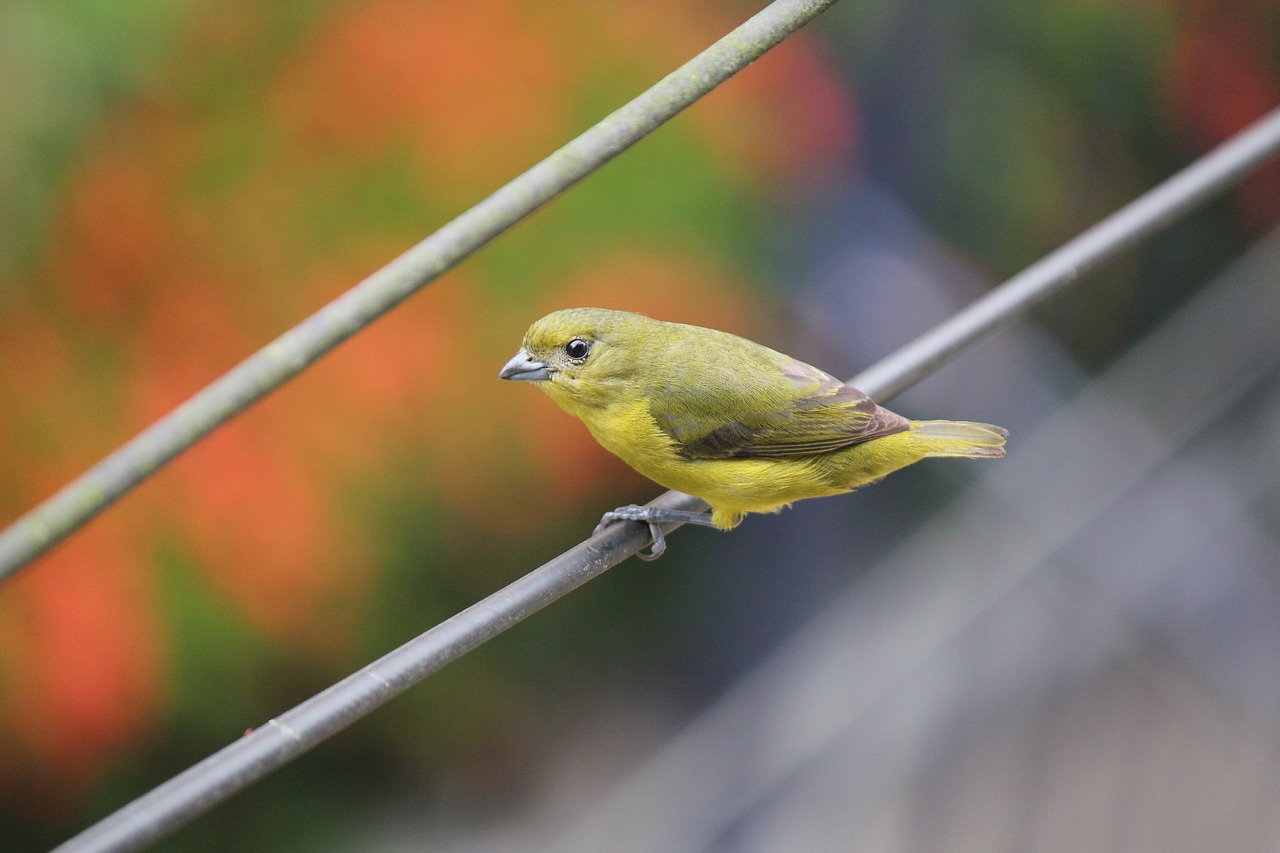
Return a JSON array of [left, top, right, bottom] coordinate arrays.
[[500, 308, 1006, 558]]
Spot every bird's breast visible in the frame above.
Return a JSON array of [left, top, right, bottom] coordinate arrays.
[[576, 398, 676, 469]]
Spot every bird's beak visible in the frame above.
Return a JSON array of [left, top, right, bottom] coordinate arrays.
[[499, 349, 550, 381]]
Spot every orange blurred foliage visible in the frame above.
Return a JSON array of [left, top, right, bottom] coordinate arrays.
[[272, 0, 572, 198], [173, 422, 370, 649], [692, 34, 859, 191], [0, 301, 78, 500], [0, 511, 164, 806], [596, 0, 858, 189], [44, 111, 205, 332], [50, 151, 168, 319], [1168, 9, 1280, 226]]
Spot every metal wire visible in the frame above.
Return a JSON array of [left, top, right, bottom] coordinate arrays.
[[0, 0, 841, 583], [851, 106, 1280, 402], [52, 106, 1280, 853]]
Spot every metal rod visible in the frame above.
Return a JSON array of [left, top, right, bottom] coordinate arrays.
[[851, 107, 1280, 402]]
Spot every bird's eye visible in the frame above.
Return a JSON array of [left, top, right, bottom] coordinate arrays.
[[565, 338, 591, 360]]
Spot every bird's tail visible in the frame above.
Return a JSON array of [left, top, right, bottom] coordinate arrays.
[[908, 420, 1008, 458]]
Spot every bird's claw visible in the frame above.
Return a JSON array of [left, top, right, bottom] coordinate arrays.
[[594, 505, 667, 561]]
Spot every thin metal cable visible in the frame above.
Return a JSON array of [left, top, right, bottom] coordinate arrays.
[[53, 107, 1280, 853], [851, 107, 1280, 402], [0, 0, 841, 582]]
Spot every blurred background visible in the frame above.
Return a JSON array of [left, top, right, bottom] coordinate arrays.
[[2, 0, 1279, 850]]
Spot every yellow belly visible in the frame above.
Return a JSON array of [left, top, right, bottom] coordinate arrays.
[[555, 393, 935, 530], [573, 399, 881, 529]]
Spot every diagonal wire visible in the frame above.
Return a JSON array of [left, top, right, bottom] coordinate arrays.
[[0, 0, 842, 583], [53, 107, 1280, 853]]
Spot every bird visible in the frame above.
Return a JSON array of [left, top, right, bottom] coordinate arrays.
[[500, 307, 1007, 559]]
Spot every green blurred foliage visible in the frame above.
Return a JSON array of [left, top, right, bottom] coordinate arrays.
[[821, 0, 1279, 367]]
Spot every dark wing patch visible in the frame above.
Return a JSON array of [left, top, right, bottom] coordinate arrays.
[[657, 357, 911, 461]]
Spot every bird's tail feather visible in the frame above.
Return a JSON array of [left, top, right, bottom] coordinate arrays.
[[909, 420, 1008, 458]]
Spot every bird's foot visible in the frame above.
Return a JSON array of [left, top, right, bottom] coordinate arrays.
[[593, 504, 718, 561]]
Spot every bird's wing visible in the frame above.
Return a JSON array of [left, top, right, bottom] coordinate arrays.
[[651, 357, 911, 461]]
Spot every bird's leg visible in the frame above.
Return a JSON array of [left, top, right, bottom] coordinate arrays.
[[593, 505, 718, 561]]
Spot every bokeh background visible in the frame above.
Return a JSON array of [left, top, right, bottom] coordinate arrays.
[[2, 1, 1279, 850]]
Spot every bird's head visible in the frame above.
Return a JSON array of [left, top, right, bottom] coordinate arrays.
[[499, 308, 647, 411]]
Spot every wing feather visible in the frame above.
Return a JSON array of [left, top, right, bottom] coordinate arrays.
[[651, 353, 910, 461]]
